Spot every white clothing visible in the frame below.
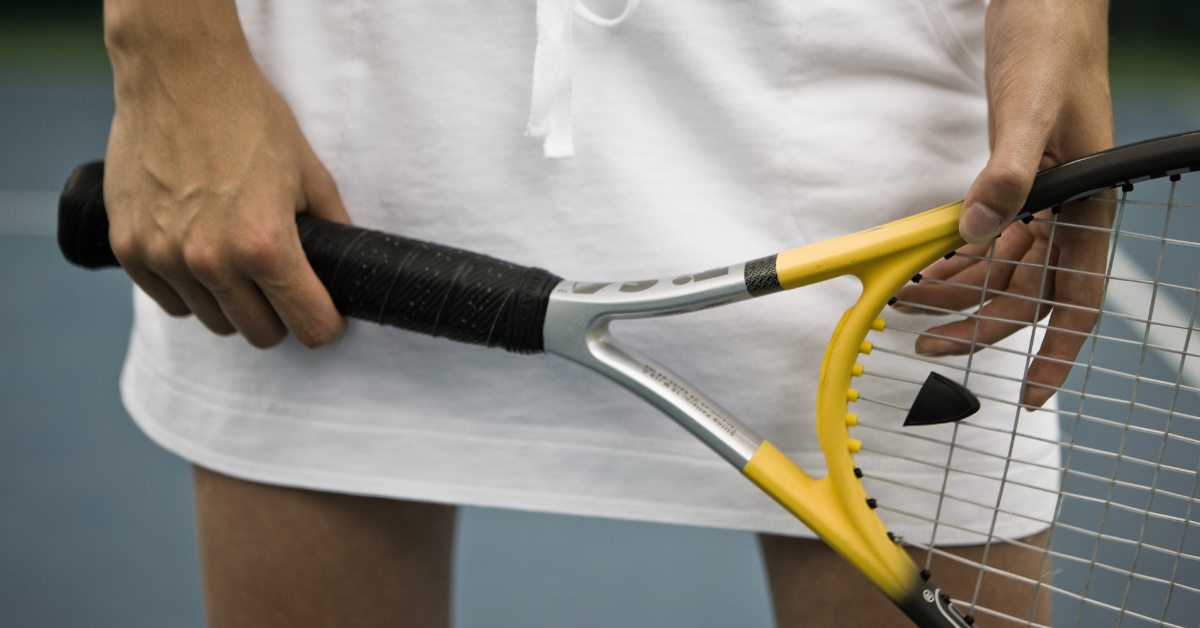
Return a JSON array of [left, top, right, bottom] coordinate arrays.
[[526, 0, 642, 157], [121, 0, 1058, 543]]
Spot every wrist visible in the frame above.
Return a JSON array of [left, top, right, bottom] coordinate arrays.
[[104, 0, 259, 95]]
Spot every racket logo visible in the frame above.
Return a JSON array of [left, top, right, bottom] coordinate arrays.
[[923, 589, 936, 604], [672, 266, 730, 285], [619, 280, 658, 292], [571, 282, 610, 294]]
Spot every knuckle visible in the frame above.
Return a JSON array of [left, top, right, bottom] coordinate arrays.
[[142, 237, 181, 274], [234, 228, 288, 277], [988, 162, 1035, 201], [108, 229, 138, 266], [181, 240, 225, 283]]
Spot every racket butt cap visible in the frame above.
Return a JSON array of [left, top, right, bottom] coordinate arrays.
[[58, 161, 119, 269]]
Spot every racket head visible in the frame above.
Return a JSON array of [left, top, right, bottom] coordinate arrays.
[[791, 131, 1200, 627]]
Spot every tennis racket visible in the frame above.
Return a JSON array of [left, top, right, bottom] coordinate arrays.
[[58, 131, 1200, 627]]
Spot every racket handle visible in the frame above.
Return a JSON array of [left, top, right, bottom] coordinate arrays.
[[58, 161, 119, 269], [57, 161, 562, 353]]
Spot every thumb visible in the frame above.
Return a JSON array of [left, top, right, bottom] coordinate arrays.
[[960, 129, 1050, 245]]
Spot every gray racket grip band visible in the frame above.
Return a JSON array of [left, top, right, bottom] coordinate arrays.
[[58, 161, 562, 354]]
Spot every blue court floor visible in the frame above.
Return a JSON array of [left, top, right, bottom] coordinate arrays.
[[1, 71, 1197, 628]]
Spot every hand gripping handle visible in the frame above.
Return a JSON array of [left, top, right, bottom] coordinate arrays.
[[57, 161, 562, 353]]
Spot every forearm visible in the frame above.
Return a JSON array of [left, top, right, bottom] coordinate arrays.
[[984, 0, 1111, 156], [104, 0, 253, 71], [105, 0, 292, 210], [985, 0, 1109, 63]]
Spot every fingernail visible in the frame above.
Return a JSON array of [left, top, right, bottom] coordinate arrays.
[[914, 338, 946, 357], [960, 203, 1004, 244]]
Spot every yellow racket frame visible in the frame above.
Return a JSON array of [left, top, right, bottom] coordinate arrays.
[[742, 201, 966, 601]]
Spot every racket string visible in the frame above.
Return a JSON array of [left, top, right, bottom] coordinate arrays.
[[852, 176, 1200, 625], [1056, 199, 1132, 628], [1075, 182, 1180, 628], [1158, 464, 1200, 625], [889, 296, 1200, 346], [877, 337, 1200, 399], [942, 254, 1200, 297], [867, 473, 1200, 618], [877, 498, 1200, 597], [965, 213, 1055, 617], [1115, 179, 1199, 623], [859, 383, 1200, 476], [866, 348, 1200, 412], [903, 541, 1193, 628], [921, 233, 999, 574], [859, 433, 1200, 550]]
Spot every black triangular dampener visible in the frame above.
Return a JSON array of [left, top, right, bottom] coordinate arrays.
[[903, 372, 981, 426]]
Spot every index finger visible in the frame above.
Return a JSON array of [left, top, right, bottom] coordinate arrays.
[[237, 217, 345, 348]]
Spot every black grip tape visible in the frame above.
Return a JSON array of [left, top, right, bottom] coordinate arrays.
[[58, 160, 118, 269], [56, 160, 561, 354], [296, 216, 560, 353]]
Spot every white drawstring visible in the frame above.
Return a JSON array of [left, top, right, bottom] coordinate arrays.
[[527, 0, 640, 159], [573, 0, 641, 27]]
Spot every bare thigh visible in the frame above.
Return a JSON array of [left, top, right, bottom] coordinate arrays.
[[192, 465, 457, 628], [760, 531, 1051, 628]]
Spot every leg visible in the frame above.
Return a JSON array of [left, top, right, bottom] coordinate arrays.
[[759, 531, 1051, 627], [193, 465, 456, 628]]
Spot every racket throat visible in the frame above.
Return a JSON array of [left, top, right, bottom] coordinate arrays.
[[542, 270, 765, 467]]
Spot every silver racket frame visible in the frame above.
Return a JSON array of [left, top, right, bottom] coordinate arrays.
[[542, 262, 765, 468]]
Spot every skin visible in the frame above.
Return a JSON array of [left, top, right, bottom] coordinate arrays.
[[197, 468, 1056, 628], [192, 466, 455, 628], [106, 0, 1111, 626], [897, 0, 1114, 408], [104, 0, 348, 349]]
